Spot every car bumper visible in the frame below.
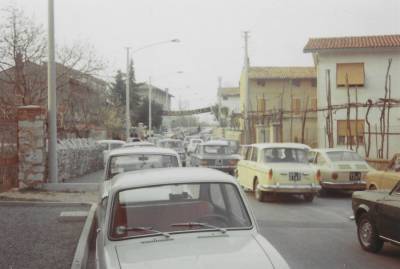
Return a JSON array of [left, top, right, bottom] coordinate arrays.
[[320, 181, 367, 191], [259, 184, 321, 194]]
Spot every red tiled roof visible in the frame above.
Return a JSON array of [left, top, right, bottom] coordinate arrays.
[[303, 35, 400, 52]]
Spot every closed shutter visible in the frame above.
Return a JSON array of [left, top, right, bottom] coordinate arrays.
[[292, 98, 301, 114], [336, 63, 365, 87]]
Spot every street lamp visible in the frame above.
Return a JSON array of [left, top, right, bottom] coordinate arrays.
[[124, 38, 180, 140]]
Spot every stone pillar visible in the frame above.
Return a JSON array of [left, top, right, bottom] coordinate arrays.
[[17, 106, 47, 188]]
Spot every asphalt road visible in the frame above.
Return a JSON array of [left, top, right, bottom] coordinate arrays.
[[247, 192, 400, 269]]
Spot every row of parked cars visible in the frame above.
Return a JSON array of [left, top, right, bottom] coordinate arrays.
[[95, 137, 291, 269]]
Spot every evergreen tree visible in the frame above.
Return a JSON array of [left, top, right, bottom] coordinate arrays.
[[110, 60, 140, 124]]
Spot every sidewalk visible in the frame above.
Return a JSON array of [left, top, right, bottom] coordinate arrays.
[[64, 169, 104, 184]]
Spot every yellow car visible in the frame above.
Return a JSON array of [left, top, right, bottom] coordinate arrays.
[[366, 154, 400, 190], [236, 143, 320, 202]]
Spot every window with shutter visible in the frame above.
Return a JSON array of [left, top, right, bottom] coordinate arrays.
[[337, 120, 364, 145], [336, 63, 365, 87], [292, 98, 301, 115]]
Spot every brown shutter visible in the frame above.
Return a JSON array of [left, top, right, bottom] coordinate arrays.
[[336, 63, 365, 87]]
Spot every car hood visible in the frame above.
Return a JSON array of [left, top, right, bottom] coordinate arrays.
[[114, 232, 282, 269], [353, 190, 389, 202]]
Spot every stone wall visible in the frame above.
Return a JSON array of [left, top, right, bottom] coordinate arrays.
[[57, 139, 104, 181], [17, 106, 47, 188]]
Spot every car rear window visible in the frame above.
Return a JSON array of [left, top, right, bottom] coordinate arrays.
[[203, 145, 228, 154], [108, 154, 179, 178], [326, 151, 364, 162], [263, 148, 308, 163]]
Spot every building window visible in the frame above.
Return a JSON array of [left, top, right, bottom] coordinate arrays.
[[257, 98, 266, 112], [292, 79, 301, 87], [337, 120, 365, 146], [311, 98, 317, 111], [336, 63, 365, 87], [292, 98, 301, 115], [311, 79, 317, 87], [256, 79, 266, 87]]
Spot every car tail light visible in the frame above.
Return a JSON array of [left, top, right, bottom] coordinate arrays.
[[332, 172, 338, 180], [316, 170, 321, 182], [267, 169, 273, 180]]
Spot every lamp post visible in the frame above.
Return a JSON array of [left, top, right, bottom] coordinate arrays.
[[47, 0, 58, 183], [124, 39, 180, 140]]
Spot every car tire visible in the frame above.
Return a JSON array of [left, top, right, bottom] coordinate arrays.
[[318, 188, 328, 197], [357, 213, 384, 253], [303, 193, 315, 202], [253, 179, 264, 202]]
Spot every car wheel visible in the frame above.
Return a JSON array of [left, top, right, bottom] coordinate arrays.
[[318, 188, 328, 197], [253, 179, 264, 202], [357, 213, 384, 253], [303, 193, 315, 202], [369, 185, 377, 190]]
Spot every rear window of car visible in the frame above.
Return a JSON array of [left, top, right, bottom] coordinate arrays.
[[263, 148, 308, 163], [161, 141, 182, 148], [108, 154, 179, 178], [203, 145, 228, 154], [110, 143, 124, 150], [326, 151, 364, 162]]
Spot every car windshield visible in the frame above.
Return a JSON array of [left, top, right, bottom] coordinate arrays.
[[108, 154, 179, 178], [263, 148, 308, 163], [161, 141, 182, 148], [326, 151, 364, 162], [203, 145, 228, 154], [109, 183, 252, 240]]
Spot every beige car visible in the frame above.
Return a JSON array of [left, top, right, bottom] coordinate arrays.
[[366, 154, 400, 190], [236, 143, 320, 202], [309, 149, 373, 194]]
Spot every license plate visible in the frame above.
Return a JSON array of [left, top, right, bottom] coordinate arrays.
[[289, 172, 301, 181], [349, 172, 361, 181]]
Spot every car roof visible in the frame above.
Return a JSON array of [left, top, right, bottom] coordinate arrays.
[[158, 138, 181, 142], [251, 143, 311, 150], [123, 141, 154, 147], [110, 167, 236, 191], [200, 140, 229, 146], [97, 140, 125, 144], [108, 146, 178, 157], [311, 148, 357, 153]]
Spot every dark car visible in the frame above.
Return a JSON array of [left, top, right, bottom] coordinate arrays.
[[189, 140, 240, 175], [352, 181, 400, 252]]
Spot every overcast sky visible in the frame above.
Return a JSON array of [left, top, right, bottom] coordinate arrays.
[[2, 0, 399, 113]]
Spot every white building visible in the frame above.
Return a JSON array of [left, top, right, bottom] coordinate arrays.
[[136, 82, 173, 111], [304, 34, 400, 159], [218, 87, 240, 113]]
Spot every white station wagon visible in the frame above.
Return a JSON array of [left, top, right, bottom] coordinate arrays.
[[237, 143, 320, 202], [309, 148, 372, 194], [96, 168, 290, 269]]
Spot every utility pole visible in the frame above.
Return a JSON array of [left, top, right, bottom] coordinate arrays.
[[125, 47, 131, 140], [218, 77, 222, 126], [47, 0, 58, 183], [243, 31, 250, 144], [148, 76, 153, 135]]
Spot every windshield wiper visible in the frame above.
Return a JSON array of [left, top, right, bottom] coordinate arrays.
[[115, 226, 171, 238], [170, 222, 227, 234]]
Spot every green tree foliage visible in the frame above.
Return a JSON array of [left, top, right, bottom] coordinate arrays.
[[137, 97, 163, 129], [110, 60, 141, 124]]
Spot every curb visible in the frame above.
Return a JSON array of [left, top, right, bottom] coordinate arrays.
[[42, 183, 100, 192], [71, 203, 97, 269]]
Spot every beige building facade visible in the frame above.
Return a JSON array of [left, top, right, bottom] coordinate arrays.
[[239, 66, 318, 146]]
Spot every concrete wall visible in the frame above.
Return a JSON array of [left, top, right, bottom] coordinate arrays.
[[315, 48, 400, 157]]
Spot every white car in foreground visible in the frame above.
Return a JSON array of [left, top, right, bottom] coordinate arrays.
[[96, 167, 290, 269]]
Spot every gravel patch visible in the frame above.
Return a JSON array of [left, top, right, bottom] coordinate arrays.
[[0, 203, 90, 269]]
